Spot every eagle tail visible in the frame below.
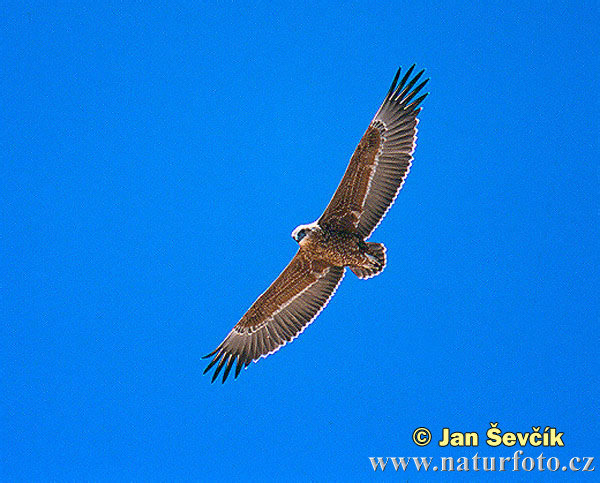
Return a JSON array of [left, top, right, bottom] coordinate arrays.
[[350, 242, 387, 279]]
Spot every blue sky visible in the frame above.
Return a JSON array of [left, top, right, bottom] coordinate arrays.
[[2, 1, 598, 480]]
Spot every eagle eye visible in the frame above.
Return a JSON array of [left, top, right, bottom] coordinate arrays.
[[295, 229, 308, 242]]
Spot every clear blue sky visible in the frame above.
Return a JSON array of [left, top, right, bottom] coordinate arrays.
[[2, 1, 598, 480]]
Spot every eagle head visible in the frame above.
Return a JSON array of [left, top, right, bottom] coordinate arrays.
[[291, 222, 319, 244]]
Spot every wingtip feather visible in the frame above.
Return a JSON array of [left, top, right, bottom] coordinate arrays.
[[222, 355, 235, 383], [396, 64, 416, 94], [211, 355, 227, 383], [203, 352, 221, 374], [386, 67, 402, 99], [407, 92, 429, 112]]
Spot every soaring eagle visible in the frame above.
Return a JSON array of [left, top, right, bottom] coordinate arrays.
[[204, 65, 429, 382]]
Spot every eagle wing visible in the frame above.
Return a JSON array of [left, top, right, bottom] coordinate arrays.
[[318, 65, 428, 238], [203, 250, 344, 383]]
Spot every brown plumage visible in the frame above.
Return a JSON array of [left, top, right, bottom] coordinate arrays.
[[204, 65, 428, 382]]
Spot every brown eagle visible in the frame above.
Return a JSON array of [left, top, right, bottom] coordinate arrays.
[[204, 65, 428, 382]]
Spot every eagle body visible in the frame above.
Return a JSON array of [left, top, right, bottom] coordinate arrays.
[[298, 226, 385, 278], [204, 65, 429, 382]]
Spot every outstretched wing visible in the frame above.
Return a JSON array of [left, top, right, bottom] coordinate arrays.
[[203, 251, 344, 383], [318, 65, 428, 239]]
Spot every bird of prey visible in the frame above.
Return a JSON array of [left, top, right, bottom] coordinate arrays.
[[204, 65, 428, 383]]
